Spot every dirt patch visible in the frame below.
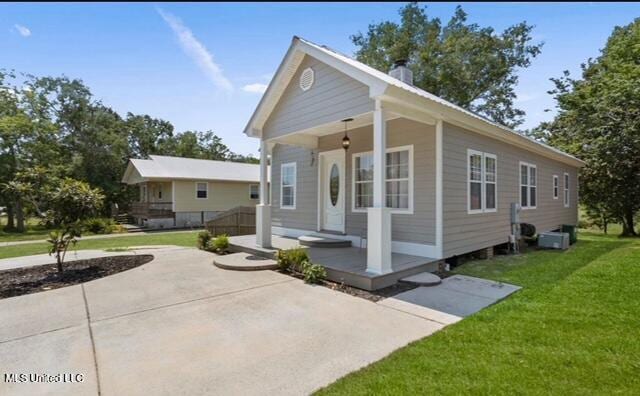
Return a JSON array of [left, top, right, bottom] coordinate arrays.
[[0, 255, 154, 299]]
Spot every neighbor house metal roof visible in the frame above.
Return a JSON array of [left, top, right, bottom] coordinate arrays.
[[123, 155, 265, 184]]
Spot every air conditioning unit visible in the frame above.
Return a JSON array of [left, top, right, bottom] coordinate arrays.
[[538, 232, 570, 250]]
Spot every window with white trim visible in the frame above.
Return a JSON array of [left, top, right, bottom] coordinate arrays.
[[553, 175, 559, 199], [352, 146, 413, 213], [250, 184, 259, 200], [564, 173, 570, 207], [280, 163, 296, 209], [468, 150, 497, 214], [353, 153, 374, 210], [158, 185, 163, 200], [520, 162, 537, 209], [196, 182, 208, 199]]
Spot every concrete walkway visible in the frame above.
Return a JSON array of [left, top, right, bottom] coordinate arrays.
[[0, 229, 200, 248], [380, 275, 521, 320], [0, 246, 185, 271], [0, 247, 446, 396]]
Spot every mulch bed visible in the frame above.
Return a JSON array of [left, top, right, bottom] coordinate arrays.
[[0, 255, 154, 300]]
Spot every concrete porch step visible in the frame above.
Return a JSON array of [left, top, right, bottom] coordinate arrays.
[[213, 252, 278, 271], [298, 235, 351, 248], [399, 272, 442, 287]]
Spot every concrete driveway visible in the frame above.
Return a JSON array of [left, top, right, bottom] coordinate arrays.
[[0, 247, 445, 395]]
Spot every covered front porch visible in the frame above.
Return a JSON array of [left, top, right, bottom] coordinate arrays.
[[228, 234, 440, 290], [253, 99, 444, 276]]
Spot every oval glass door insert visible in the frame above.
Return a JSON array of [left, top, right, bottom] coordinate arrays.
[[329, 164, 339, 206]]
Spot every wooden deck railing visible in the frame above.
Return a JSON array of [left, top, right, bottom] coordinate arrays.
[[205, 206, 256, 236], [130, 202, 174, 218]]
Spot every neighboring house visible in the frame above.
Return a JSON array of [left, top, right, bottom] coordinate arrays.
[[245, 36, 584, 274], [121, 155, 265, 228]]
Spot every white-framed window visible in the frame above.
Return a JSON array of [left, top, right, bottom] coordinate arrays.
[[553, 175, 559, 200], [196, 182, 208, 199], [158, 185, 163, 200], [280, 162, 296, 209], [352, 145, 414, 213], [519, 162, 537, 209], [564, 172, 570, 207], [467, 149, 497, 214], [250, 184, 259, 200]]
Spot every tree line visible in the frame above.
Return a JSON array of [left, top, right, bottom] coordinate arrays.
[[0, 71, 257, 232], [353, 3, 639, 235]]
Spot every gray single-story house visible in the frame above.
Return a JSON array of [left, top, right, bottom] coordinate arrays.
[[244, 36, 584, 276]]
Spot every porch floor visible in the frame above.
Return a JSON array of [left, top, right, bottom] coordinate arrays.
[[228, 234, 441, 291]]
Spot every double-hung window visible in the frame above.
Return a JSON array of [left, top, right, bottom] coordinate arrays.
[[520, 162, 537, 209], [564, 173, 570, 207], [250, 184, 259, 200], [196, 182, 208, 199], [553, 175, 559, 199], [468, 149, 497, 214], [352, 146, 413, 213], [280, 163, 296, 209]]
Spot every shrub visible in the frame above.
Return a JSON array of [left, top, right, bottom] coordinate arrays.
[[276, 247, 310, 272], [197, 230, 212, 250], [301, 260, 326, 284], [210, 234, 230, 253], [276, 249, 291, 271], [83, 218, 115, 234]]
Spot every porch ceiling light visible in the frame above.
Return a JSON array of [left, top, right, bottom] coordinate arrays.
[[341, 118, 353, 150]]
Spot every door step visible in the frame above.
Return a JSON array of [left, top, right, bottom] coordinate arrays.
[[298, 235, 351, 248], [399, 272, 442, 287], [213, 252, 278, 271]]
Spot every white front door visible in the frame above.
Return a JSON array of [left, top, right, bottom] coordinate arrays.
[[320, 150, 345, 232]]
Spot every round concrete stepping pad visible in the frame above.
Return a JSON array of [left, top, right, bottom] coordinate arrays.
[[214, 252, 278, 271], [400, 272, 442, 286], [298, 235, 351, 248]]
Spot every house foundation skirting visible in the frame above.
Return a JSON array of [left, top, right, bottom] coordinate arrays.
[[271, 226, 441, 259]]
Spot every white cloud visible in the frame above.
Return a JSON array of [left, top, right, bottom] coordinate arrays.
[[157, 8, 233, 92], [242, 83, 268, 94], [14, 24, 31, 37]]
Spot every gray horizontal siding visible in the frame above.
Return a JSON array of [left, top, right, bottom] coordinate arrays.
[[263, 55, 373, 139], [271, 118, 436, 245], [442, 122, 579, 257]]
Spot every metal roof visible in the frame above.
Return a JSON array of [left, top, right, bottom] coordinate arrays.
[[123, 155, 265, 184]]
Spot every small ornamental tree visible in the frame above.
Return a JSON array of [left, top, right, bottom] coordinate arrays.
[[45, 179, 104, 273]]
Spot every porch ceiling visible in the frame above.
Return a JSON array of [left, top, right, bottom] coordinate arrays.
[[266, 104, 436, 149]]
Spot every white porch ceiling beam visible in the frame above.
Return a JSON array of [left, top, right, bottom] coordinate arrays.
[[267, 133, 319, 149], [382, 100, 438, 126]]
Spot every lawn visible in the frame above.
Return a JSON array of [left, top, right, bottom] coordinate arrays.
[[318, 232, 640, 395], [0, 216, 52, 242], [0, 216, 129, 243], [0, 230, 201, 259]]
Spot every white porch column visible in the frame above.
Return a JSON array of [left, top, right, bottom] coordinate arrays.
[[256, 140, 272, 248], [367, 99, 392, 274]]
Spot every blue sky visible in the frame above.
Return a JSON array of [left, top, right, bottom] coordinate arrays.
[[2, 2, 639, 156]]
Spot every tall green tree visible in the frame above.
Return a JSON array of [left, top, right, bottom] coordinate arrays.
[[351, 3, 543, 128], [533, 19, 640, 236]]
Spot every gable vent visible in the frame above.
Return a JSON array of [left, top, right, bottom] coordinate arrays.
[[299, 67, 315, 91]]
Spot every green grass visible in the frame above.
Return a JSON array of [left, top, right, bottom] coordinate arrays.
[[0, 216, 52, 242], [318, 232, 640, 395], [0, 216, 129, 243], [0, 231, 200, 259]]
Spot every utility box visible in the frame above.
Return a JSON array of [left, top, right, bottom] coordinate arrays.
[[561, 224, 578, 245], [510, 202, 521, 224], [538, 232, 570, 250]]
